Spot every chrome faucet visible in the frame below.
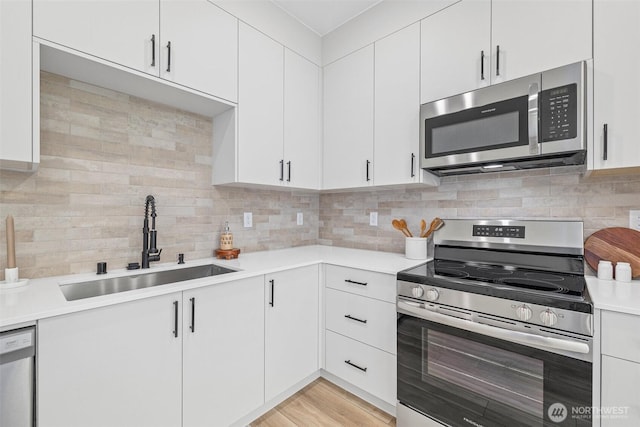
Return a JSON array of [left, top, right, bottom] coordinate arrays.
[[142, 195, 162, 268]]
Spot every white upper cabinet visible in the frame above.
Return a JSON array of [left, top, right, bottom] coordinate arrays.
[[375, 23, 426, 186], [591, 0, 640, 172], [160, 0, 238, 102], [0, 0, 37, 171], [420, 0, 592, 103], [283, 49, 321, 190], [490, 0, 592, 84], [238, 23, 285, 187], [33, 0, 159, 76], [323, 46, 375, 190], [33, 0, 237, 101], [420, 0, 491, 104]]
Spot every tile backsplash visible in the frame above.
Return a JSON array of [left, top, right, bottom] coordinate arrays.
[[1, 72, 639, 279], [0, 72, 318, 279]]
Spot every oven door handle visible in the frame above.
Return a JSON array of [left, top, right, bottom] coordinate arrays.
[[398, 301, 590, 354]]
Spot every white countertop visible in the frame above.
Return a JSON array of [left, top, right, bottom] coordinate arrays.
[[587, 276, 640, 316], [0, 245, 425, 329]]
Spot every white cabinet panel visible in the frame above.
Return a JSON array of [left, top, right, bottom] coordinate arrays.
[[284, 49, 321, 189], [38, 293, 182, 427], [182, 277, 264, 427], [375, 22, 422, 186], [591, 0, 640, 171], [325, 288, 396, 354], [265, 265, 319, 401], [491, 0, 592, 84], [160, 0, 237, 102], [33, 0, 159, 76], [325, 330, 396, 406], [238, 23, 284, 186], [323, 46, 374, 190], [0, 0, 36, 171], [601, 356, 640, 426], [601, 311, 640, 363], [325, 265, 396, 303], [420, 0, 490, 104]]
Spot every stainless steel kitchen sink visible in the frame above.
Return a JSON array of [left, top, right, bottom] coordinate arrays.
[[60, 264, 237, 301]]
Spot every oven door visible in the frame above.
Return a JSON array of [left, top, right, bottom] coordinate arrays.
[[397, 307, 592, 427]]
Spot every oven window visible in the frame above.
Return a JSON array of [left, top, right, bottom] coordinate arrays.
[[423, 329, 544, 419]]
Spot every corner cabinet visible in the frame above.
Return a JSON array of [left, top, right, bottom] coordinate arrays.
[[0, 0, 38, 171], [38, 276, 265, 427], [33, 0, 238, 102], [590, 0, 640, 173], [600, 311, 640, 426], [38, 293, 184, 427], [265, 265, 320, 401], [323, 46, 374, 190], [420, 0, 592, 104]]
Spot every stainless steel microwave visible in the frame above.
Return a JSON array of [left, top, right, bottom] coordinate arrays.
[[420, 61, 586, 176]]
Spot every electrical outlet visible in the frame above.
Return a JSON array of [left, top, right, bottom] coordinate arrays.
[[370, 212, 378, 226], [630, 210, 640, 231], [297, 212, 303, 226], [243, 212, 252, 228]]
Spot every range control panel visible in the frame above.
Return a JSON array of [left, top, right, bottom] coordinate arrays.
[[539, 83, 577, 142], [473, 225, 525, 238]]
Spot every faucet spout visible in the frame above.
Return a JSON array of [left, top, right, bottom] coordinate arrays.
[[142, 195, 161, 269]]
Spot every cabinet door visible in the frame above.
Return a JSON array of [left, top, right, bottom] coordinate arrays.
[[323, 46, 374, 190], [420, 0, 490, 104], [33, 0, 159, 76], [491, 0, 592, 83], [375, 23, 421, 186], [265, 265, 319, 401], [238, 23, 284, 186], [182, 277, 264, 427], [160, 0, 237, 102], [0, 0, 35, 170], [38, 293, 182, 427], [592, 0, 640, 171], [601, 356, 640, 426], [283, 49, 321, 190]]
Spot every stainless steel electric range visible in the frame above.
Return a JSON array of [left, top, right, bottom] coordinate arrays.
[[397, 219, 593, 427]]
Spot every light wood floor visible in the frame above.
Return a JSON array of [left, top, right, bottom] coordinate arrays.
[[250, 378, 396, 427]]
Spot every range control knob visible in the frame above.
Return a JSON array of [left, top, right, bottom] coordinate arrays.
[[425, 288, 439, 302], [515, 304, 532, 321], [539, 309, 558, 327], [411, 286, 424, 298]]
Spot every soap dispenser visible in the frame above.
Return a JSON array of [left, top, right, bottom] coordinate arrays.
[[220, 221, 233, 250]]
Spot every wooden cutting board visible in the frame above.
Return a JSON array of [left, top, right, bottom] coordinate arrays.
[[584, 227, 640, 279]]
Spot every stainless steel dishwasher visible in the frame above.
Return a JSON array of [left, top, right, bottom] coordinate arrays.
[[0, 326, 35, 427]]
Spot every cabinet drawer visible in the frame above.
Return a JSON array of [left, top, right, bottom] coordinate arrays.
[[326, 288, 396, 354], [325, 265, 396, 303], [325, 330, 396, 405], [601, 311, 640, 363]]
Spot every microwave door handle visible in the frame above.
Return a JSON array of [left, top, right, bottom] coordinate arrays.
[[397, 301, 590, 354], [528, 82, 540, 155]]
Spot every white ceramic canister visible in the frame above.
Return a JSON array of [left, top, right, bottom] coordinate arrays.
[[615, 262, 632, 282], [597, 260, 613, 280], [405, 237, 427, 260]]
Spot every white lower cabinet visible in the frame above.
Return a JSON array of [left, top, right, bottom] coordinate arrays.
[[324, 265, 397, 406], [265, 265, 319, 401], [325, 330, 396, 406], [38, 293, 183, 427], [600, 310, 640, 426], [39, 277, 265, 427], [182, 276, 264, 427]]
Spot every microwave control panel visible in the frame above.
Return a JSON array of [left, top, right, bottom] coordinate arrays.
[[539, 83, 577, 142]]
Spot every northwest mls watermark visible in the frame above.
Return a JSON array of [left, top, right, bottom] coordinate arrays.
[[548, 403, 630, 423]]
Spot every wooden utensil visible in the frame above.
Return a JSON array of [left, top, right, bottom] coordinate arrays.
[[584, 227, 640, 278], [424, 217, 445, 238], [392, 219, 411, 238], [419, 219, 427, 238], [399, 219, 413, 237]]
